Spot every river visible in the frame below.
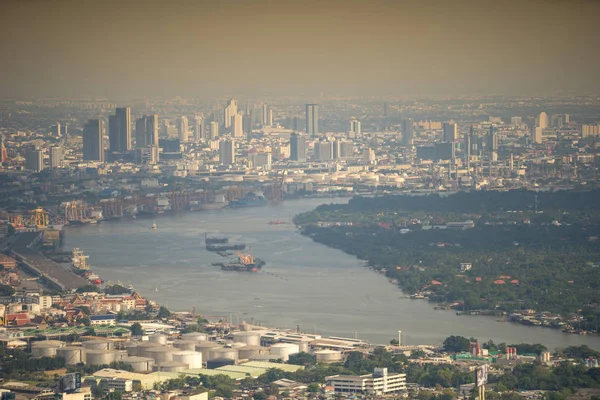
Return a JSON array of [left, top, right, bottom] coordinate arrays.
[[62, 197, 600, 350]]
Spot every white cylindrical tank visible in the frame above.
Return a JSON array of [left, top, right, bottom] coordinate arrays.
[[270, 343, 299, 361], [238, 346, 265, 360], [156, 361, 187, 373], [127, 342, 156, 357], [297, 342, 309, 353], [172, 351, 202, 369], [150, 334, 168, 345], [85, 350, 116, 366], [232, 332, 261, 346], [146, 347, 174, 363], [195, 342, 222, 361], [209, 348, 238, 362], [83, 340, 112, 351], [181, 333, 208, 342], [114, 350, 128, 361], [173, 340, 198, 351], [315, 349, 342, 362], [31, 342, 64, 357], [56, 347, 83, 365], [121, 356, 155, 372]]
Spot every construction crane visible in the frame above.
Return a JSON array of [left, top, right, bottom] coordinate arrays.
[[29, 207, 49, 227], [263, 170, 285, 201], [9, 215, 24, 228]]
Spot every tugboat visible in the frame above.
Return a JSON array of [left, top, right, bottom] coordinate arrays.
[[71, 248, 91, 275], [151, 222, 158, 230]]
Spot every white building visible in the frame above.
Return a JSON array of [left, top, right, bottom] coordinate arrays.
[[326, 368, 406, 395], [231, 114, 243, 138], [224, 99, 238, 129], [177, 116, 188, 143], [537, 112, 549, 129]]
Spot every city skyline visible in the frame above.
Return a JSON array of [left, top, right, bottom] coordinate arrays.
[[1, 0, 599, 99]]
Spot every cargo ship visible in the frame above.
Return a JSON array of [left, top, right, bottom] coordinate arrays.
[[206, 244, 246, 252], [71, 248, 91, 275], [227, 192, 268, 208], [205, 234, 228, 244], [216, 250, 266, 272], [189, 195, 229, 211]]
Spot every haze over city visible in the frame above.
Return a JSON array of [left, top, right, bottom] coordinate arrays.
[[2, 0, 600, 99]]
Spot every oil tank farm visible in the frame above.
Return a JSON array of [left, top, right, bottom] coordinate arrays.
[[172, 351, 202, 369], [149, 334, 168, 345], [145, 346, 174, 363], [56, 346, 84, 365], [173, 340, 197, 351], [31, 341, 65, 357], [84, 350, 116, 366], [209, 348, 238, 362], [237, 345, 266, 360], [121, 356, 154, 372], [127, 341, 157, 357], [83, 339, 113, 351], [195, 342, 222, 361], [181, 332, 208, 342], [232, 332, 261, 346], [206, 358, 235, 369], [270, 343, 300, 361]]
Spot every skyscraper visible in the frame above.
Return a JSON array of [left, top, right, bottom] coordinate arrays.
[[210, 121, 219, 140], [533, 127, 543, 144], [290, 132, 306, 161], [350, 119, 361, 136], [443, 122, 457, 142], [135, 117, 147, 148], [109, 107, 131, 152], [261, 104, 268, 126], [538, 112, 549, 129], [306, 104, 319, 138], [193, 116, 204, 141], [0, 135, 7, 162], [51, 123, 61, 137], [401, 118, 414, 146], [146, 114, 159, 146], [50, 146, 63, 168], [231, 114, 243, 138], [83, 119, 105, 162], [219, 139, 235, 165], [340, 141, 354, 158], [177, 116, 188, 142], [224, 99, 238, 129], [488, 126, 498, 151], [315, 141, 334, 161], [25, 147, 44, 172]]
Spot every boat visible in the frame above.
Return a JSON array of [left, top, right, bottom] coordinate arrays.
[[151, 222, 158, 230], [227, 192, 268, 208], [190, 195, 229, 211], [205, 234, 228, 244], [71, 248, 91, 275], [206, 244, 246, 251], [220, 250, 266, 272]]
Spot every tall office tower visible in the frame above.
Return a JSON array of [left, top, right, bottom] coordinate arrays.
[[443, 122, 458, 142], [533, 127, 543, 144], [224, 99, 238, 129], [242, 114, 252, 136], [315, 141, 333, 161], [464, 132, 471, 171], [349, 119, 361, 136], [135, 117, 147, 148], [219, 139, 235, 165], [49, 146, 63, 168], [488, 126, 498, 151], [25, 147, 44, 172], [51, 123, 61, 137], [177, 116, 188, 142], [0, 135, 7, 162], [210, 121, 219, 140], [61, 124, 68, 136], [261, 104, 268, 126], [537, 112, 549, 129], [267, 108, 273, 126], [340, 141, 354, 158], [83, 119, 105, 162], [146, 114, 159, 146], [306, 104, 319, 138], [332, 138, 341, 159], [363, 148, 376, 163], [193, 116, 204, 141], [401, 118, 414, 146], [293, 116, 300, 131], [109, 107, 131, 152], [231, 114, 243, 138], [290, 132, 306, 161]]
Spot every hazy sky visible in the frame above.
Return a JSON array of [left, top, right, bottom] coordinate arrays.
[[1, 0, 599, 99]]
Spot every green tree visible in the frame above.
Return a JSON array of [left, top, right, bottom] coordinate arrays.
[[157, 306, 171, 319], [288, 352, 317, 367], [130, 322, 144, 336], [307, 383, 320, 393], [443, 336, 471, 353]]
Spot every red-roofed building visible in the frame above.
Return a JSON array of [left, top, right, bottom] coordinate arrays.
[[6, 313, 30, 326], [494, 280, 506, 285], [511, 279, 519, 285], [377, 222, 392, 230], [431, 280, 442, 285], [499, 275, 511, 279], [475, 277, 482, 282]]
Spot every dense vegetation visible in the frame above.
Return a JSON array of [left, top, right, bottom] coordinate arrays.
[[295, 190, 600, 320]]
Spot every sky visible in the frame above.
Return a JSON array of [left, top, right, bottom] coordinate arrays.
[[1, 0, 599, 99]]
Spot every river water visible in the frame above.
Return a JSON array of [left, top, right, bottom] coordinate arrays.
[[62, 197, 600, 350]]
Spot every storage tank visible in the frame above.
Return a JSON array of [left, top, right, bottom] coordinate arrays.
[[157, 361, 187, 373], [127, 341, 157, 357], [31, 341, 64, 357], [56, 346, 83, 364], [83, 339, 112, 351], [114, 350, 128, 361], [181, 333, 208, 342], [173, 340, 198, 351], [209, 348, 238, 362], [206, 358, 235, 369], [270, 343, 299, 361], [149, 334, 168, 345], [85, 350, 116, 366], [172, 351, 202, 369], [238, 346, 265, 360], [195, 342, 222, 360], [145, 347, 174, 363], [297, 342, 309, 353], [232, 332, 261, 346], [315, 349, 342, 363], [121, 356, 155, 372]]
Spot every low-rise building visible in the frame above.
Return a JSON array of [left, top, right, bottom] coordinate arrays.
[[326, 368, 406, 395]]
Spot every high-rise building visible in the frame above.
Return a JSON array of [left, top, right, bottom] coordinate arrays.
[[315, 140, 333, 161], [488, 126, 498, 151], [25, 147, 44, 172], [537, 112, 549, 129], [533, 127, 543, 144], [511, 116, 523, 125], [581, 124, 600, 138], [224, 99, 238, 129], [401, 118, 414, 146], [340, 141, 354, 158], [306, 104, 319, 138], [193, 116, 204, 141], [267, 108, 273, 126], [177, 116, 188, 142], [109, 107, 131, 152], [146, 114, 159, 146], [231, 114, 243, 138], [50, 146, 63, 168], [83, 119, 105, 162], [0, 135, 7, 162], [332, 138, 341, 159], [61, 124, 68, 136], [443, 122, 457, 142], [350, 119, 361, 136], [363, 148, 376, 163], [290, 133, 306, 161], [210, 121, 219, 140], [219, 139, 235, 165], [261, 104, 268, 126], [51, 123, 61, 137], [135, 117, 147, 148]]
